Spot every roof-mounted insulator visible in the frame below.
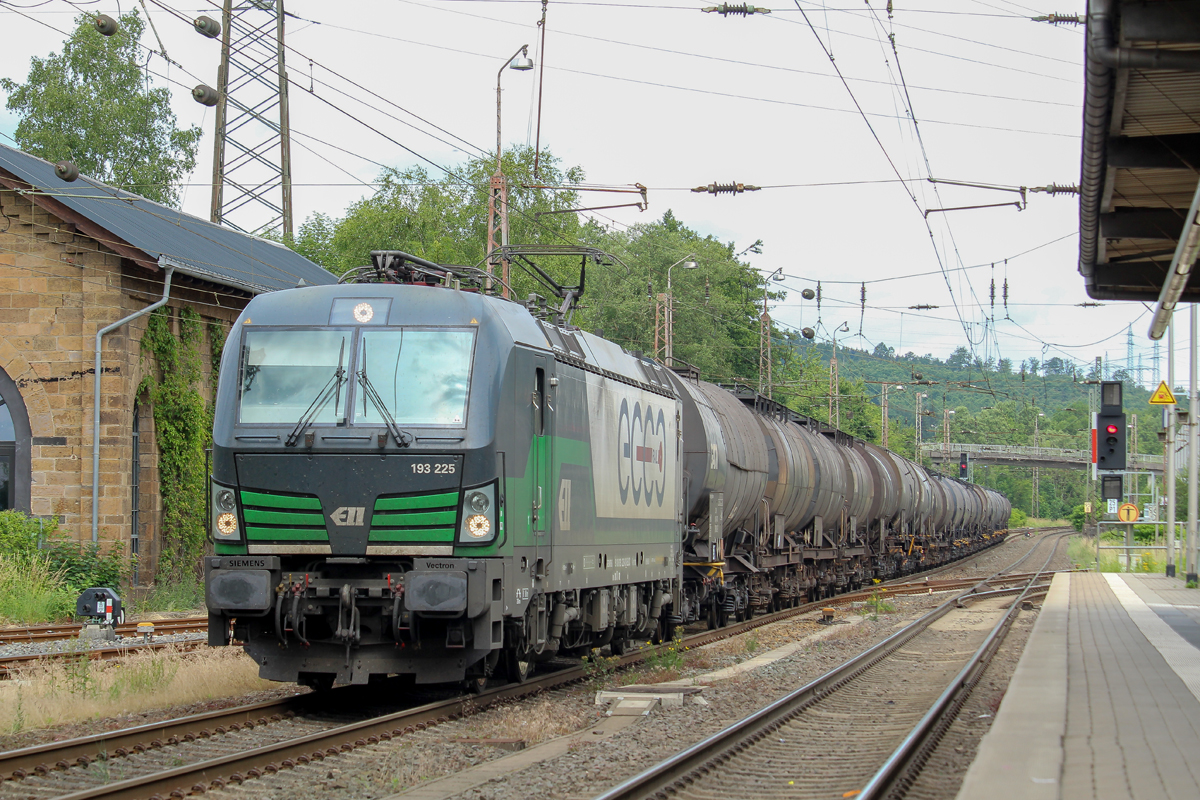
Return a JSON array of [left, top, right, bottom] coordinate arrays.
[[55, 161, 80, 182], [1031, 13, 1083, 25], [692, 182, 761, 195], [192, 85, 219, 107], [701, 4, 770, 16], [1027, 183, 1080, 196], [194, 16, 222, 39], [94, 15, 119, 36]]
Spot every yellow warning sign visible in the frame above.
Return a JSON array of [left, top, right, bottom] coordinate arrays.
[[1150, 381, 1177, 405], [1118, 503, 1139, 523]]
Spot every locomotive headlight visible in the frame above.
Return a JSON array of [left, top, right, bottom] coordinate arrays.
[[216, 489, 236, 513], [216, 513, 239, 537], [459, 483, 498, 544], [466, 514, 491, 537]]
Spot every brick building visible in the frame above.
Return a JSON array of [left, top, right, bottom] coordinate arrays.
[[0, 143, 334, 579]]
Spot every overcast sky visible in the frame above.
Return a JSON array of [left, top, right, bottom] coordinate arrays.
[[1, 0, 1188, 390]]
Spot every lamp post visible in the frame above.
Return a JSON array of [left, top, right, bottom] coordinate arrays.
[[760, 267, 784, 397], [1034, 411, 1044, 518], [916, 392, 929, 462], [829, 321, 850, 427], [665, 255, 698, 363], [486, 45, 534, 297], [882, 384, 904, 448]]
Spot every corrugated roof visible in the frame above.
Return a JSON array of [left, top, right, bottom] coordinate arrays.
[[0, 143, 335, 293]]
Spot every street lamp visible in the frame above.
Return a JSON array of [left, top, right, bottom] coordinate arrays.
[[665, 255, 698, 362], [487, 45, 535, 298]]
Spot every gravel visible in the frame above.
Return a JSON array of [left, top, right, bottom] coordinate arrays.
[[0, 531, 1076, 800], [0, 632, 208, 660]]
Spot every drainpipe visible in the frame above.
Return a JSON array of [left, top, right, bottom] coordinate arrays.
[[91, 263, 174, 543], [1089, 0, 1200, 72]]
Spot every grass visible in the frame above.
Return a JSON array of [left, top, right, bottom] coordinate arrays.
[[1069, 535, 1166, 573], [125, 580, 206, 616], [858, 589, 895, 620], [0, 553, 75, 624], [1026, 517, 1071, 529], [0, 645, 275, 734]]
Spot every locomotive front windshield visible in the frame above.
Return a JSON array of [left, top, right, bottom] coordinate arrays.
[[358, 329, 474, 426], [239, 329, 351, 424], [236, 327, 475, 427]]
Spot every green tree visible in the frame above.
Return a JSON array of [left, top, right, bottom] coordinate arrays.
[[292, 145, 583, 280], [2, 11, 201, 207]]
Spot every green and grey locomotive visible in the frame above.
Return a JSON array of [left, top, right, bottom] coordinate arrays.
[[204, 249, 1010, 690]]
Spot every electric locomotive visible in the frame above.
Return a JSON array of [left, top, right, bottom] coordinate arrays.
[[205, 249, 682, 689]]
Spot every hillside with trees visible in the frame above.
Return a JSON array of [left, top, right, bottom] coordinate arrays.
[[284, 148, 1157, 520]]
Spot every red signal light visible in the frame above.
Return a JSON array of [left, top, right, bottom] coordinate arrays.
[[1106, 424, 1119, 435]]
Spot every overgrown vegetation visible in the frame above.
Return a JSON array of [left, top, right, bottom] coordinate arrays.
[[0, 511, 130, 623], [139, 307, 210, 584]]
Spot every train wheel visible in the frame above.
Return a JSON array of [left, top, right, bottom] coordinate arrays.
[[650, 618, 666, 645], [718, 608, 729, 628], [706, 603, 718, 630], [463, 675, 489, 694], [611, 636, 628, 656], [504, 648, 533, 684]]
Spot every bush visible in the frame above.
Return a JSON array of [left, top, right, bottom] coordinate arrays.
[[1068, 504, 1086, 532], [42, 538, 130, 593], [1009, 507, 1028, 528], [0, 509, 50, 555]]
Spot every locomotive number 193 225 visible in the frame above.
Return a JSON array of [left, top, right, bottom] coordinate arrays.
[[411, 462, 456, 474]]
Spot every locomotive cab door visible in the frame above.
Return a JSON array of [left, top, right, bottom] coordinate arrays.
[[532, 361, 553, 574]]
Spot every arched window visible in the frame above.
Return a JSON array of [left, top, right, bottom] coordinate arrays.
[[0, 369, 31, 513]]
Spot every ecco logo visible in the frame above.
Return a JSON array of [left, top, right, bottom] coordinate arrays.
[[330, 507, 366, 526]]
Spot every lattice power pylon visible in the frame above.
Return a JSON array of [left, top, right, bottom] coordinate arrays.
[[209, 0, 293, 237]]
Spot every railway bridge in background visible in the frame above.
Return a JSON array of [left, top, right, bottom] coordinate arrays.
[[922, 443, 1164, 474]]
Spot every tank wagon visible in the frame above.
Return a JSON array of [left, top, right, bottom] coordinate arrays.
[[204, 249, 1010, 691]]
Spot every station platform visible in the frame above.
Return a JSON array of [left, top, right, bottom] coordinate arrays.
[[958, 571, 1200, 800]]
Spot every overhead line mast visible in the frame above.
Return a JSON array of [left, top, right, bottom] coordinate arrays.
[[208, 0, 294, 237]]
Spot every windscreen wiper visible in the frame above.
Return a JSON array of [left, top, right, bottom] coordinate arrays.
[[284, 340, 346, 447], [357, 360, 413, 448]]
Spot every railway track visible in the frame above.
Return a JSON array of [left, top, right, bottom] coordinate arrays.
[[0, 529, 1068, 798], [592, 531, 1070, 800], [0, 618, 208, 646]]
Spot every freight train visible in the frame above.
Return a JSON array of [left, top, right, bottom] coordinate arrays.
[[204, 248, 1010, 691]]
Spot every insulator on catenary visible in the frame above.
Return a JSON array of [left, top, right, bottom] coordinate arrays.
[[1032, 13, 1083, 26], [192, 85, 220, 107], [1028, 183, 1080, 196], [691, 182, 761, 195], [194, 16, 222, 39], [801, 327, 815, 340], [54, 161, 80, 182], [94, 15, 119, 36], [801, 288, 815, 300], [701, 4, 771, 16]]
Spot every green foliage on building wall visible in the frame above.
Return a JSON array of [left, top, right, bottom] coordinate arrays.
[[139, 307, 210, 581]]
